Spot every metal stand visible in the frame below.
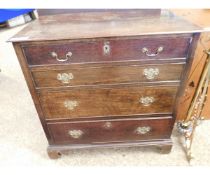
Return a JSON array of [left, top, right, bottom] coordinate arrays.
[[177, 48, 210, 162]]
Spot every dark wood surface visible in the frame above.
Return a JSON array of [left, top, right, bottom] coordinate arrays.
[[22, 35, 192, 66], [37, 9, 161, 17], [39, 85, 178, 119], [30, 58, 187, 69], [13, 43, 53, 143], [32, 63, 184, 88], [10, 10, 203, 158], [9, 10, 201, 42], [47, 116, 173, 144], [47, 139, 173, 159]]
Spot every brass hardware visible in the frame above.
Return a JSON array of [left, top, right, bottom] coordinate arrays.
[[142, 46, 163, 57], [103, 41, 111, 55], [177, 48, 210, 162], [143, 68, 159, 80], [64, 100, 78, 110], [139, 96, 155, 106], [103, 121, 113, 129], [51, 51, 72, 62], [57, 73, 74, 84], [135, 126, 151, 135], [68, 130, 83, 139]]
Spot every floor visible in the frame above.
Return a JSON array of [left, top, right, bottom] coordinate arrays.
[[0, 23, 210, 166]]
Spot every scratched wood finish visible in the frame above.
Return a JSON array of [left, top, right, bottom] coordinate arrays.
[[32, 63, 185, 88], [22, 35, 191, 66], [10, 10, 203, 158], [39, 85, 178, 119], [9, 10, 201, 42], [47, 116, 173, 144]]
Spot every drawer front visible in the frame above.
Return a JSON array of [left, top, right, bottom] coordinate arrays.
[[23, 35, 191, 66], [47, 117, 173, 144], [32, 63, 184, 88], [39, 85, 178, 119]]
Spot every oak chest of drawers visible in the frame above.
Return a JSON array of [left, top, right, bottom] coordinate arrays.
[[10, 10, 202, 159]]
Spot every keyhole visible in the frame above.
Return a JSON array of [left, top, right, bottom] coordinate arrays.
[[105, 46, 109, 51], [103, 42, 111, 55]]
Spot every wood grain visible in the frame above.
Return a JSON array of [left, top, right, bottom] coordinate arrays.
[[39, 85, 178, 119], [47, 139, 173, 159], [12, 43, 53, 143], [32, 63, 185, 88], [9, 10, 201, 42], [172, 10, 210, 119], [10, 10, 203, 157], [173, 33, 200, 120], [47, 116, 173, 144], [22, 35, 192, 66]]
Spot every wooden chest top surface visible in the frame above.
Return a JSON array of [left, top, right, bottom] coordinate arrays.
[[9, 10, 202, 42]]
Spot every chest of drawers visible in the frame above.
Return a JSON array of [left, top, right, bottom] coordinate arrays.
[[10, 10, 202, 159]]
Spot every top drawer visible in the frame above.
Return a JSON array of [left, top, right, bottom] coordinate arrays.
[[22, 35, 192, 66]]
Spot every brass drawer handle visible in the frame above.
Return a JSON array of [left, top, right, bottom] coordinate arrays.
[[143, 68, 159, 80], [57, 73, 74, 84], [103, 121, 113, 129], [64, 100, 78, 110], [135, 126, 151, 135], [51, 51, 72, 62], [142, 46, 163, 57], [68, 130, 83, 139], [139, 96, 155, 106]]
